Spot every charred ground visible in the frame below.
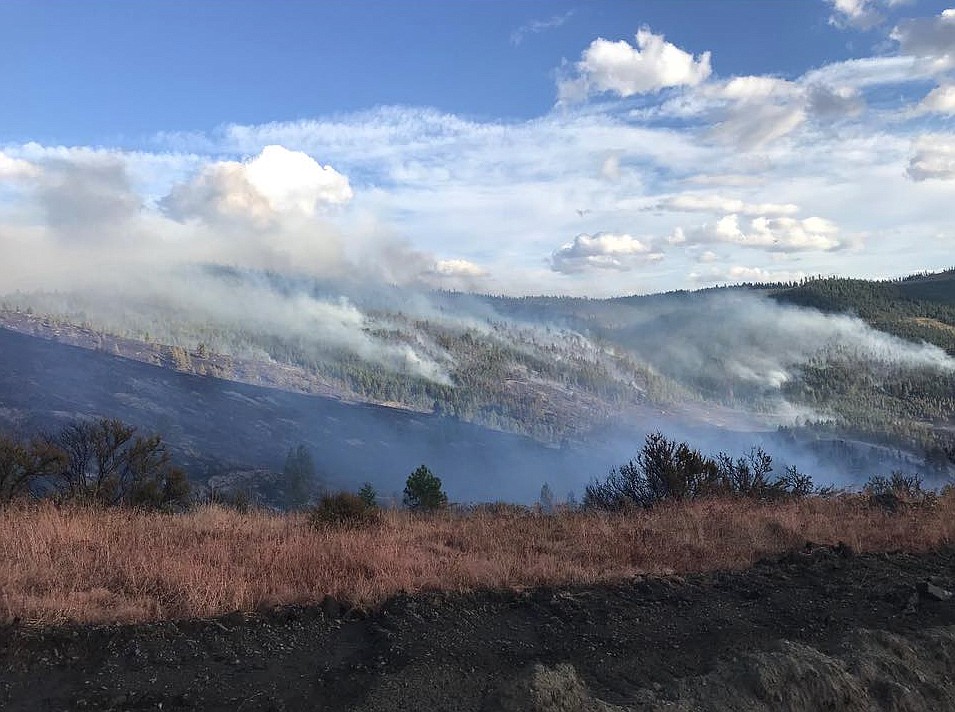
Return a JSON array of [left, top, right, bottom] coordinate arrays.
[[2, 545, 954, 711]]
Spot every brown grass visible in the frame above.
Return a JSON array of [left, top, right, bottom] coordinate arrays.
[[2, 494, 954, 625]]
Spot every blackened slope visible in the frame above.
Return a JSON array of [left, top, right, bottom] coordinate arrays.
[[0, 326, 599, 502]]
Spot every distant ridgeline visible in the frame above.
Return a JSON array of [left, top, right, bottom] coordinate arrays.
[[770, 269, 955, 355], [767, 270, 955, 469], [1, 268, 954, 473]]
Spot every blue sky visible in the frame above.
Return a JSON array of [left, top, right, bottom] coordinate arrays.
[[1, 0, 954, 296]]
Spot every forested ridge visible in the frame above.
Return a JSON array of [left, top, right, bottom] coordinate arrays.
[[2, 268, 954, 469], [770, 269, 955, 354]]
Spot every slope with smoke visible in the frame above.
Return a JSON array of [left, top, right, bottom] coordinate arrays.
[[596, 290, 953, 398], [0, 145, 489, 382], [2, 143, 954, 493]]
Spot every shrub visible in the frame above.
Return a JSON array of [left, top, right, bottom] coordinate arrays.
[[403, 465, 448, 511], [309, 491, 381, 529], [585, 432, 815, 511], [864, 471, 935, 512], [585, 433, 723, 510], [202, 485, 257, 513], [0, 434, 66, 504], [50, 418, 190, 510]]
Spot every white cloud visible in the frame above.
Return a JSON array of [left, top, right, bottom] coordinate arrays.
[[700, 75, 859, 149], [161, 145, 351, 226], [714, 76, 799, 102], [673, 214, 842, 252], [600, 153, 621, 181], [806, 83, 865, 118], [674, 74, 862, 150], [5, 18, 955, 303], [907, 134, 955, 180], [551, 232, 663, 273], [432, 259, 487, 278], [558, 28, 711, 102], [511, 10, 573, 46], [802, 55, 937, 90], [828, 0, 883, 29], [417, 258, 491, 292], [916, 83, 955, 113], [656, 193, 799, 216], [827, 0, 916, 30], [0, 153, 40, 181], [245, 145, 353, 212], [891, 9, 955, 70]]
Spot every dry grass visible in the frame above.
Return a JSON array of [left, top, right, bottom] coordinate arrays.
[[2, 494, 954, 625]]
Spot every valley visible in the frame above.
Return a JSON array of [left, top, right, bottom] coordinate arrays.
[[1, 268, 953, 503]]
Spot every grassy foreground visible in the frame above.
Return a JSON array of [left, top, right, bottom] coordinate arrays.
[[2, 494, 954, 625]]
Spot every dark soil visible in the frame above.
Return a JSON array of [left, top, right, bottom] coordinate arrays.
[[3, 544, 955, 711]]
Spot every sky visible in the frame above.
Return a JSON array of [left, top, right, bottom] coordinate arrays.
[[1, 0, 954, 297]]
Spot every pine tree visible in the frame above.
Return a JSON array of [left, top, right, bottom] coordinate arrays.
[[403, 465, 448, 510]]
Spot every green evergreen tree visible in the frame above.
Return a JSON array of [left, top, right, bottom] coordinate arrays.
[[358, 481, 378, 507], [403, 465, 448, 510]]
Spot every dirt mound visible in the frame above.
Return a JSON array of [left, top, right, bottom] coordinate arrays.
[[2, 545, 954, 711]]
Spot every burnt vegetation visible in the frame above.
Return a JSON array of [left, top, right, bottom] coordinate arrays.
[[2, 269, 954, 478], [0, 418, 189, 510], [584, 432, 814, 511]]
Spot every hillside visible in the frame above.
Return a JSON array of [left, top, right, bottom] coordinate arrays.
[[0, 326, 653, 503], [2, 267, 954, 493], [770, 268, 955, 355]]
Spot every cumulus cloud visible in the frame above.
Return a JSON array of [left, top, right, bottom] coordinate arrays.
[[915, 83, 955, 113], [161, 145, 352, 227], [421, 258, 490, 291], [891, 9, 955, 70], [806, 83, 865, 118], [432, 259, 487, 278], [0, 153, 39, 181], [551, 232, 663, 273], [827, 0, 884, 29], [907, 134, 955, 180], [558, 27, 711, 102], [0, 146, 458, 383], [655, 193, 799, 216], [671, 214, 842, 252]]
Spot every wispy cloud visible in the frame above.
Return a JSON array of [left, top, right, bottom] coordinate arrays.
[[2, 7, 954, 298], [510, 10, 574, 46]]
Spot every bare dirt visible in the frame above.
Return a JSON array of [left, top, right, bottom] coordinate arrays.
[[2, 544, 954, 711]]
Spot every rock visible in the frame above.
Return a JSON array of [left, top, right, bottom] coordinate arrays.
[[486, 663, 624, 712], [904, 591, 920, 614], [921, 582, 953, 602]]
